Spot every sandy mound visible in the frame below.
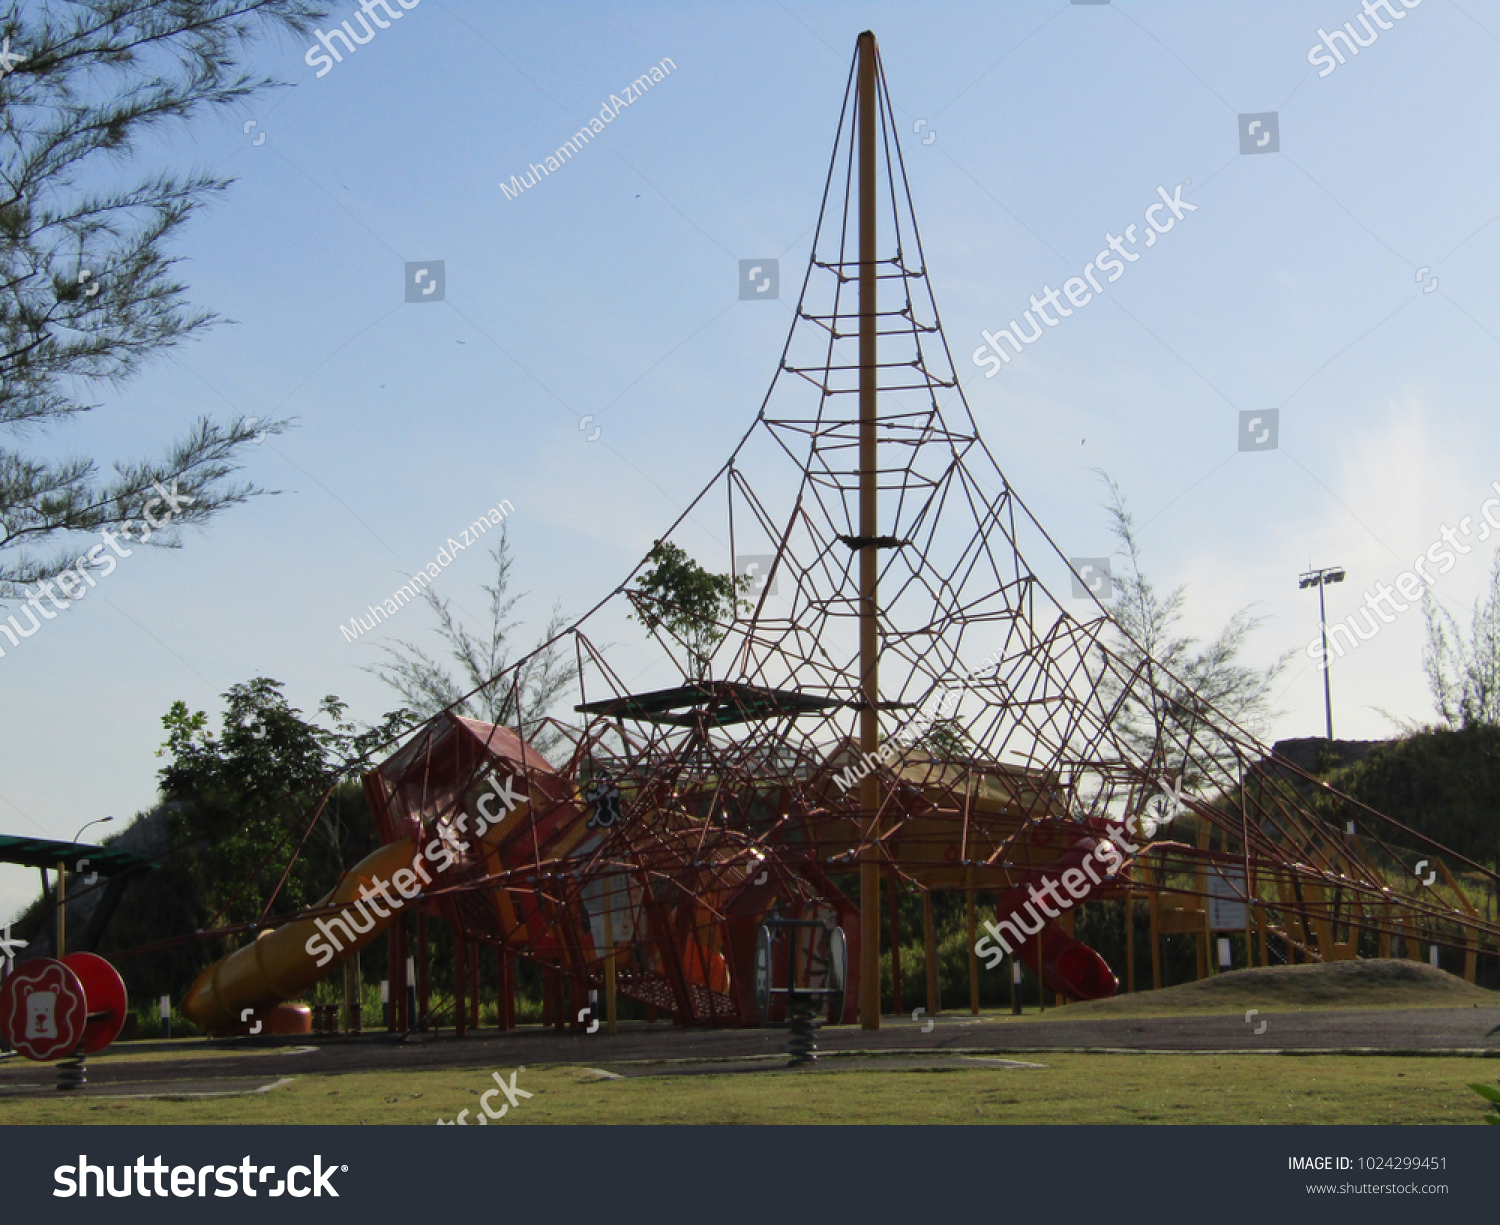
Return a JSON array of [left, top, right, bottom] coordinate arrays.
[[1064, 958, 1500, 1015]]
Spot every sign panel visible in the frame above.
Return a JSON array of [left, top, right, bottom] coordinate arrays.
[[0, 957, 87, 1061], [1207, 864, 1249, 931]]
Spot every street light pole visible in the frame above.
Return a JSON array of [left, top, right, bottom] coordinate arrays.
[[1317, 580, 1332, 740], [59, 816, 113, 956], [72, 816, 113, 846], [1298, 567, 1345, 742]]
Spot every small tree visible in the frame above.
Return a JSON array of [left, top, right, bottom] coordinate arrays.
[[367, 530, 578, 757], [158, 677, 407, 801], [24, 676, 395, 1003], [157, 677, 407, 869], [630, 540, 751, 680], [1422, 548, 1500, 729], [0, 2, 324, 597], [916, 716, 974, 759], [159, 681, 339, 803], [1094, 474, 1291, 820]]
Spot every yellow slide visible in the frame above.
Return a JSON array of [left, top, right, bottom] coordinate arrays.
[[182, 840, 418, 1033]]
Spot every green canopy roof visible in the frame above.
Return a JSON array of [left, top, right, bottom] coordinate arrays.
[[576, 680, 846, 727], [0, 834, 158, 875]]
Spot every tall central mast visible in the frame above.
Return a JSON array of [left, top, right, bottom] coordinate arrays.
[[856, 29, 882, 1032]]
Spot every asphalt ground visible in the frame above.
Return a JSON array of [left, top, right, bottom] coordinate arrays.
[[3, 1003, 1498, 1098]]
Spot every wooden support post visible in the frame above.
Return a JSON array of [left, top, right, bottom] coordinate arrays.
[[56, 860, 66, 956], [395, 918, 410, 1031], [495, 949, 509, 1031], [386, 926, 397, 1031], [344, 953, 360, 1034], [1434, 859, 1482, 984], [855, 28, 883, 1033], [888, 872, 903, 1017], [1299, 881, 1338, 962], [603, 874, 619, 1037], [605, 949, 619, 1036], [966, 872, 979, 1015], [1149, 888, 1162, 991], [416, 912, 430, 1032], [1124, 892, 1135, 993], [922, 890, 939, 1015], [469, 941, 480, 1029], [541, 965, 552, 1028], [1055, 906, 1074, 1005], [1035, 939, 1045, 1012], [454, 929, 467, 1040], [1197, 823, 1212, 979], [393, 919, 404, 1032], [38, 868, 49, 953]]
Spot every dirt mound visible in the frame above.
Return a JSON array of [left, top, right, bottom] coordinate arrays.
[[1065, 959, 1499, 1015]]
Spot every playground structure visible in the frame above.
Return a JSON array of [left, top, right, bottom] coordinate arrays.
[[182, 32, 1500, 1040], [0, 952, 129, 1085]]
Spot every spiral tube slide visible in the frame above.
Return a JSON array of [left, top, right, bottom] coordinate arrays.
[[182, 840, 418, 1032]]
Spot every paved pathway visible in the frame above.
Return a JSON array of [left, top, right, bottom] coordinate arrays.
[[4, 1004, 1498, 1096]]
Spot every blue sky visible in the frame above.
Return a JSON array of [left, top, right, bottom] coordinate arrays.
[[6, 0, 1500, 923]]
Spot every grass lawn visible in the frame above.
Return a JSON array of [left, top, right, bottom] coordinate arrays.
[[3, 1052, 1496, 1125], [1051, 959, 1500, 1019]]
